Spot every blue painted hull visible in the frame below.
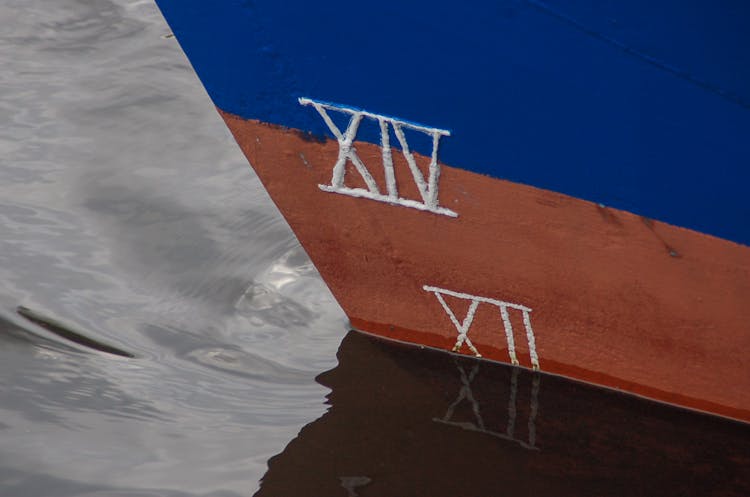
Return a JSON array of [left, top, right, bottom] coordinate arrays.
[[155, 0, 750, 245]]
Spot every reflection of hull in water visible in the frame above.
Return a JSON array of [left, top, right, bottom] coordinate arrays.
[[153, 0, 750, 421], [255, 331, 750, 497]]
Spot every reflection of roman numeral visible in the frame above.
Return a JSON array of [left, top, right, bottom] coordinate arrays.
[[299, 97, 457, 217], [433, 362, 541, 450], [338, 476, 371, 497], [424, 285, 540, 370]]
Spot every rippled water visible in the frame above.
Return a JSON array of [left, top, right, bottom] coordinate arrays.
[[1, 1, 346, 495], [2, 2, 749, 496]]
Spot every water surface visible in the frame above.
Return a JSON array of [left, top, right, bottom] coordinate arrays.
[[1, 1, 346, 495], [1, 1, 748, 496]]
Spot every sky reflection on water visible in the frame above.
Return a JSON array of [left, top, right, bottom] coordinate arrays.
[[1, 1, 346, 495]]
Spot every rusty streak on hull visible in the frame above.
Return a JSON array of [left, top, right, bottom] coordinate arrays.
[[220, 110, 750, 423]]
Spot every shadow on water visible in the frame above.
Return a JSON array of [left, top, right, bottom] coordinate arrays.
[[255, 330, 750, 497]]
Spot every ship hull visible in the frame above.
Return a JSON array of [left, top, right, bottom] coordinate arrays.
[[223, 113, 750, 422], [155, 0, 750, 245], [152, 0, 750, 421]]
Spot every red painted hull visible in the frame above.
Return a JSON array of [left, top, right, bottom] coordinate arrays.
[[221, 111, 750, 423]]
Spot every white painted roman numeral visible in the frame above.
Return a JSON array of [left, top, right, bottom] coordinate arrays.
[[299, 97, 457, 217], [424, 285, 540, 370]]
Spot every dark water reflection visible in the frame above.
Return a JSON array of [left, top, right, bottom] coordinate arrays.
[[1, 1, 748, 496], [258, 332, 750, 497]]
